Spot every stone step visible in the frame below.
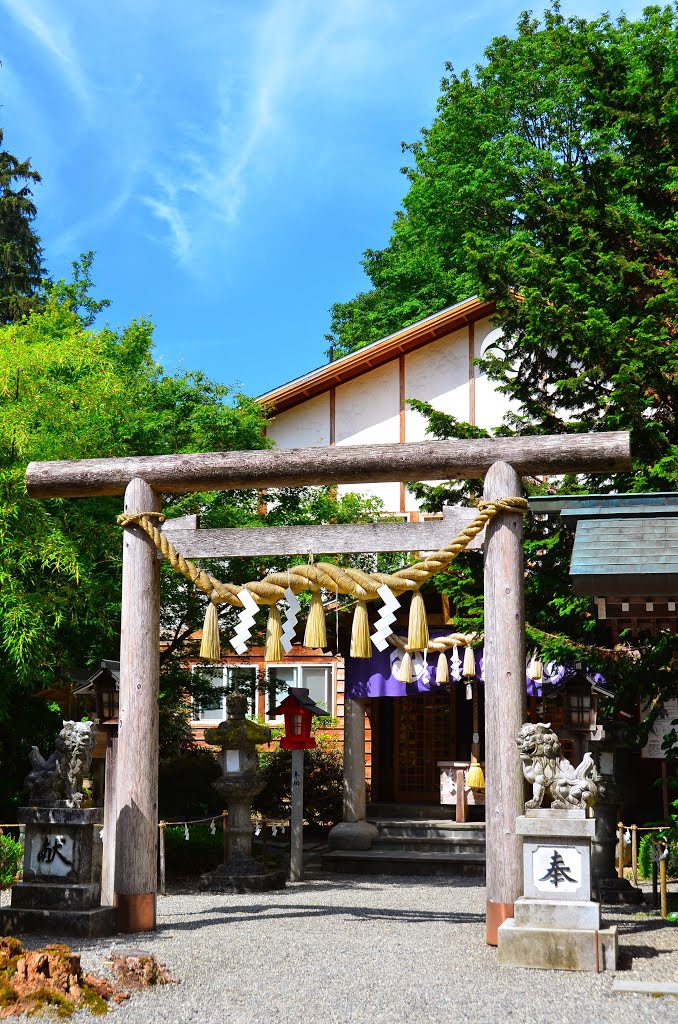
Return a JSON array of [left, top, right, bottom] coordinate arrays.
[[372, 836, 485, 855], [374, 820, 486, 841], [368, 803, 463, 821], [322, 848, 486, 877]]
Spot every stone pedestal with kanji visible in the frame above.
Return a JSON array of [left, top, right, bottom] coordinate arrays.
[[497, 810, 617, 971], [0, 806, 117, 937]]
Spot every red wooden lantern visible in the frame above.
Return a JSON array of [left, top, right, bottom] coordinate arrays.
[[271, 687, 329, 750]]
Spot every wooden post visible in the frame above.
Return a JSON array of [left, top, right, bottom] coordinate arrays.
[[261, 821, 268, 868], [483, 461, 526, 945], [631, 824, 638, 887], [222, 810, 228, 863], [343, 698, 367, 822], [101, 735, 118, 907], [617, 821, 625, 879], [114, 477, 161, 932], [455, 769, 467, 824], [290, 748, 304, 882], [660, 845, 668, 919], [158, 823, 166, 896]]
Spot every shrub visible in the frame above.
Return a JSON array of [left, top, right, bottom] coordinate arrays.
[[158, 749, 221, 822], [0, 833, 22, 888], [253, 736, 343, 826], [637, 832, 678, 879], [163, 824, 223, 875]]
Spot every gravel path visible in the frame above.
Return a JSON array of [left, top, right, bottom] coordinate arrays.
[[11, 875, 678, 1023]]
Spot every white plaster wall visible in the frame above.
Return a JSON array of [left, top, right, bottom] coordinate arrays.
[[474, 324, 515, 431], [266, 392, 331, 449], [404, 324, 471, 442], [264, 316, 518, 516], [335, 361, 400, 510]]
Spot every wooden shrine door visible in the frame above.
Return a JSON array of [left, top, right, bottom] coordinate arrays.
[[394, 688, 456, 803]]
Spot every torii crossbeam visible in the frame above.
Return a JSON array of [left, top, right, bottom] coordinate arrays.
[[26, 431, 631, 940]]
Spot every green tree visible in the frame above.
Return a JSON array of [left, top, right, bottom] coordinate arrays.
[[327, 4, 678, 717], [0, 127, 44, 323], [329, 3, 678, 488], [0, 265, 388, 813], [0, 274, 270, 813]]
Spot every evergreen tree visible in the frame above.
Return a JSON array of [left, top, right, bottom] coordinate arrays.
[[327, 4, 678, 720], [328, 3, 678, 488], [0, 127, 44, 323]]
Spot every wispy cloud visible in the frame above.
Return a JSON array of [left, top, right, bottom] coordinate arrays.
[[137, 0, 413, 270], [2, 0, 93, 113]]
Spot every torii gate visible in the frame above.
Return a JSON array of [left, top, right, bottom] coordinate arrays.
[[26, 431, 631, 942]]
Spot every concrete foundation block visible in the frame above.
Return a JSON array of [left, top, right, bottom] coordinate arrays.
[[0, 905, 117, 938], [10, 882, 102, 912], [328, 821, 379, 851], [497, 919, 617, 972], [513, 897, 601, 931], [517, 812, 595, 838]]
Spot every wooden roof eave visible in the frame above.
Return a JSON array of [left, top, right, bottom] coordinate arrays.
[[258, 297, 497, 415]]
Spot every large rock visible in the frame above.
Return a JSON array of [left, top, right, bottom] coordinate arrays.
[[328, 821, 379, 851]]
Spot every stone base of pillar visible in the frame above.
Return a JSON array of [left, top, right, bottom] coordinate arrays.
[[497, 810, 618, 972], [199, 862, 286, 893], [497, 915, 618, 972], [328, 821, 378, 851]]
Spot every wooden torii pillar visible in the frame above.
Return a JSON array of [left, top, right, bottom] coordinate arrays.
[[26, 432, 631, 936]]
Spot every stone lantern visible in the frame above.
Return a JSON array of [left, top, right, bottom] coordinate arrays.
[[199, 691, 286, 892]]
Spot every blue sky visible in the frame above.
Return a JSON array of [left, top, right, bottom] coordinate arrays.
[[0, 1, 651, 397]]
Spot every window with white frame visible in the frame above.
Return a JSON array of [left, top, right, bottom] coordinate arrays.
[[265, 664, 333, 723], [191, 665, 257, 722]]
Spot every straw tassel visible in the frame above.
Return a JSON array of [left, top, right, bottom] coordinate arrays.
[[399, 650, 413, 684], [350, 601, 371, 658], [199, 601, 221, 661], [466, 680, 485, 791], [407, 589, 429, 652], [462, 645, 476, 679], [436, 651, 449, 684], [265, 604, 285, 662], [304, 590, 327, 649], [528, 650, 543, 682], [466, 757, 485, 791]]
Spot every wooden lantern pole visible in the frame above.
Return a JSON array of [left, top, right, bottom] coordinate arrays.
[[290, 748, 305, 882], [114, 477, 161, 932], [483, 460, 526, 946]]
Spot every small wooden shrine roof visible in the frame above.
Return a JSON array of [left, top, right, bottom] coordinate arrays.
[[529, 492, 678, 598]]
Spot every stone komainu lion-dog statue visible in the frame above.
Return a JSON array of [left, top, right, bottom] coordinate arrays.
[[24, 720, 96, 808], [516, 722, 598, 811]]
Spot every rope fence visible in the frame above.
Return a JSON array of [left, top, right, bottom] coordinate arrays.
[[616, 821, 675, 919], [156, 811, 291, 896], [2, 814, 292, 902]]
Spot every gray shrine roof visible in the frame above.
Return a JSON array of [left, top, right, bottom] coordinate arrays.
[[528, 493, 678, 596]]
